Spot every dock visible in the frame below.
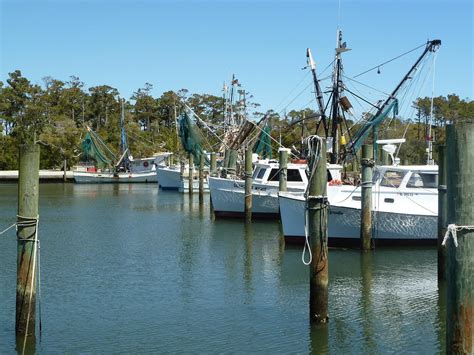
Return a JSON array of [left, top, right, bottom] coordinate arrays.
[[0, 170, 74, 182]]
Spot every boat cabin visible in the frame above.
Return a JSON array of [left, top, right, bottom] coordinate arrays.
[[373, 165, 438, 190]]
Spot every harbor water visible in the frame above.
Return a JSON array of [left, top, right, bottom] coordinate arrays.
[[0, 183, 445, 353]]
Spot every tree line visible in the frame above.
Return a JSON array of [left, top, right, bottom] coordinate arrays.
[[0, 70, 472, 170]]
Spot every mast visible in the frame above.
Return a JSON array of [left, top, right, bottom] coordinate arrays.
[[120, 98, 128, 155], [307, 48, 328, 136], [329, 29, 350, 163]]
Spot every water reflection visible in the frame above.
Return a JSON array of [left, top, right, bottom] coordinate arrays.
[[16, 334, 35, 355], [309, 324, 329, 354], [243, 222, 253, 296], [360, 252, 375, 352]]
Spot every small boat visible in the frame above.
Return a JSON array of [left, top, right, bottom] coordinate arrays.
[[74, 154, 170, 183], [74, 99, 171, 183], [279, 164, 438, 245]]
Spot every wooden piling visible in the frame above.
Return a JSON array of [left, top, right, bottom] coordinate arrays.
[[308, 139, 329, 324], [199, 154, 204, 203], [446, 121, 474, 354], [244, 148, 253, 222], [63, 158, 67, 183], [360, 144, 373, 251], [437, 144, 447, 281], [210, 152, 217, 177], [16, 144, 40, 336], [188, 154, 193, 195], [279, 148, 289, 192], [228, 149, 238, 176]]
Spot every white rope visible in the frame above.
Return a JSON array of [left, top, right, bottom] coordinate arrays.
[[442, 224, 474, 248], [0, 222, 17, 235], [302, 135, 324, 266]]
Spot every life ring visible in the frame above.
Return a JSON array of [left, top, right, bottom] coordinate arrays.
[[143, 161, 149, 167]]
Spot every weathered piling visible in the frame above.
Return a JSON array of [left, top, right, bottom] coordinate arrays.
[[16, 144, 40, 337], [228, 149, 238, 176], [244, 148, 253, 221], [437, 144, 447, 281], [210, 152, 217, 177], [188, 154, 194, 195], [279, 148, 289, 192], [199, 155, 204, 203], [308, 138, 328, 324], [360, 144, 374, 251], [445, 121, 474, 354]]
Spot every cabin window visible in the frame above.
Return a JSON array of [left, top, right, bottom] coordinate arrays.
[[288, 169, 303, 182], [268, 168, 280, 181], [406, 173, 438, 188], [256, 168, 267, 179], [252, 168, 260, 179], [380, 170, 406, 188]]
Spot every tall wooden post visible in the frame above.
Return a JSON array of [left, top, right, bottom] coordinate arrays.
[[446, 121, 474, 354], [16, 144, 40, 337], [360, 144, 373, 251], [228, 149, 238, 176], [188, 154, 193, 195], [210, 152, 217, 177], [437, 144, 447, 281], [279, 148, 289, 192], [244, 148, 253, 222], [199, 155, 204, 203], [308, 139, 328, 324]]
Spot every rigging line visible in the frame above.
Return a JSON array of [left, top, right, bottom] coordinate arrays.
[[353, 42, 427, 78], [277, 80, 314, 116], [343, 75, 391, 96], [274, 71, 311, 111], [343, 87, 379, 109]]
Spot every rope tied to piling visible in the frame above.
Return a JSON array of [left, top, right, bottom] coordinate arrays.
[[442, 224, 474, 247], [302, 135, 326, 266], [360, 180, 373, 188], [16, 215, 40, 241]]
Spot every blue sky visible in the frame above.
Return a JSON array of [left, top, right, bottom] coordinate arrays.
[[1, 0, 472, 117]]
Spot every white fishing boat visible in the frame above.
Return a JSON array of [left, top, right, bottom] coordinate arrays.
[[74, 99, 171, 183], [279, 164, 438, 245], [74, 154, 170, 183], [209, 159, 342, 218]]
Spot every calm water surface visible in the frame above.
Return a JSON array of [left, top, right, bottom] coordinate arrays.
[[0, 183, 445, 353]]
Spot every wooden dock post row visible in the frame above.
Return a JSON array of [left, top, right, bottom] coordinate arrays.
[[279, 148, 289, 192], [16, 144, 40, 338], [244, 147, 253, 222], [360, 144, 373, 251], [308, 139, 329, 324], [437, 144, 447, 281], [445, 121, 474, 354]]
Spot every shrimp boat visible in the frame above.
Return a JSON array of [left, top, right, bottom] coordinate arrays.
[[74, 99, 171, 183], [279, 163, 438, 245], [209, 156, 343, 218], [277, 31, 441, 245]]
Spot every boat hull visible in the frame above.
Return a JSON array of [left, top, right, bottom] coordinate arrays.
[[279, 193, 437, 246], [209, 177, 293, 219], [73, 171, 158, 183]]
